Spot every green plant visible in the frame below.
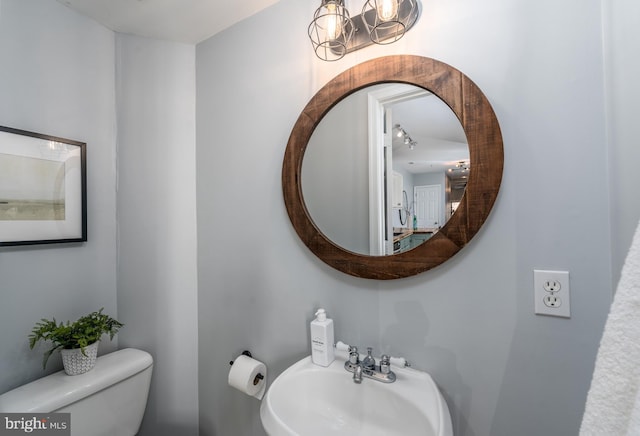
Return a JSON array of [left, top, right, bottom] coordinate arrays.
[[29, 308, 124, 369]]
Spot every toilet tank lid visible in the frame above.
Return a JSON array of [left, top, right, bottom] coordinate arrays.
[[0, 348, 153, 413]]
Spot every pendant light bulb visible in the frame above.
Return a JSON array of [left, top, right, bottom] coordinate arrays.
[[376, 0, 398, 21], [325, 3, 342, 41]]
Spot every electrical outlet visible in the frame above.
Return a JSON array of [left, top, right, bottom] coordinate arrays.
[[543, 280, 561, 293], [543, 294, 561, 308], [534, 270, 570, 318]]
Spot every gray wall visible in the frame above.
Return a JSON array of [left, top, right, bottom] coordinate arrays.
[[604, 0, 640, 286], [196, 1, 615, 436], [0, 4, 200, 436], [303, 86, 370, 254], [1, 0, 639, 435], [0, 0, 118, 390], [115, 34, 199, 436]]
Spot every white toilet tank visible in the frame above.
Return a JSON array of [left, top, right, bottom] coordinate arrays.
[[0, 348, 153, 436]]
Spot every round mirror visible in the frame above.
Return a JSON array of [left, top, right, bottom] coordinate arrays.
[[283, 55, 503, 279], [302, 83, 469, 256]]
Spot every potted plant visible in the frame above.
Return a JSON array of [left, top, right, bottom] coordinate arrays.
[[29, 308, 124, 375]]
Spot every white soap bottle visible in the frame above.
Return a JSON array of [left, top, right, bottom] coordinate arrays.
[[310, 308, 335, 367]]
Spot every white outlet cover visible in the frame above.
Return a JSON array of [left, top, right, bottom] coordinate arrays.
[[534, 270, 570, 318]]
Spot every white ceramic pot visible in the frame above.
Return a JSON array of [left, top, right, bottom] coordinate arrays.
[[60, 341, 99, 375]]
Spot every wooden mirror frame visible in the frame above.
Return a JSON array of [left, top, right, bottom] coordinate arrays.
[[282, 55, 503, 280]]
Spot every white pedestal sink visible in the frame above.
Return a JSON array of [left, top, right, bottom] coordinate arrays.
[[260, 355, 453, 436]]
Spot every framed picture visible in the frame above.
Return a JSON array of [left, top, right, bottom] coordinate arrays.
[[0, 126, 86, 246]]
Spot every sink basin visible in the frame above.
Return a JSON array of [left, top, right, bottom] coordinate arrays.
[[260, 355, 453, 436]]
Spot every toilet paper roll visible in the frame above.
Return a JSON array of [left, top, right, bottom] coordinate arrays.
[[228, 354, 267, 400]]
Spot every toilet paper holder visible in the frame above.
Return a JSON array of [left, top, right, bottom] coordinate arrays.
[[229, 350, 264, 385]]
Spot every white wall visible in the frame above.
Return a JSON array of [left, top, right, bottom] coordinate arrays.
[[196, 1, 614, 436], [115, 34, 199, 436], [0, 0, 118, 391]]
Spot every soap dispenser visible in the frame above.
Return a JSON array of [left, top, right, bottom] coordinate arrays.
[[310, 308, 335, 367]]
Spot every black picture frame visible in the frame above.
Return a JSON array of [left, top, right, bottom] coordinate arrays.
[[0, 126, 87, 246]]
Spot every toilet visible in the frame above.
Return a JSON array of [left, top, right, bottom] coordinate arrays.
[[0, 348, 153, 436]]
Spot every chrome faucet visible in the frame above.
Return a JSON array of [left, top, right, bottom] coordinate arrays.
[[344, 346, 396, 384], [353, 364, 363, 383], [360, 347, 376, 370]]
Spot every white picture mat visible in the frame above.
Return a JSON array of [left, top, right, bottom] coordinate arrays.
[[0, 129, 84, 243]]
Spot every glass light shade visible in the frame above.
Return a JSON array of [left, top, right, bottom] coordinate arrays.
[[308, 0, 354, 61], [362, 0, 418, 45]]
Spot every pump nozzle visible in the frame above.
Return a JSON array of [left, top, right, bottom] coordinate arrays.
[[315, 308, 327, 321]]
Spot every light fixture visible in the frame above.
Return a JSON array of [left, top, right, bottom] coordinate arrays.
[[448, 161, 470, 173], [394, 123, 417, 150], [309, 0, 420, 61], [308, 1, 355, 62], [394, 124, 406, 138], [361, 0, 419, 45], [456, 160, 470, 171]]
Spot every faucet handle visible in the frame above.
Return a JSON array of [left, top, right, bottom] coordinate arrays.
[[389, 356, 409, 368], [349, 346, 359, 364], [335, 341, 351, 352], [380, 354, 391, 374]]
